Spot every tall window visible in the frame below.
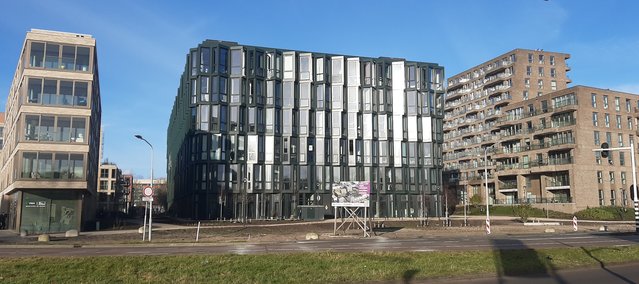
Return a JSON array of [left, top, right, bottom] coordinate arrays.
[[592, 112, 598, 126], [594, 131, 600, 146], [603, 95, 609, 109], [200, 47, 211, 73], [597, 171, 603, 184], [591, 93, 597, 108]]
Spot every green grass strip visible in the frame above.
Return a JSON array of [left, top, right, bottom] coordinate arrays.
[[1, 245, 638, 283]]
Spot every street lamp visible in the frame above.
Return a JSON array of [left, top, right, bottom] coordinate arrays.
[[484, 146, 493, 235], [135, 134, 154, 241]]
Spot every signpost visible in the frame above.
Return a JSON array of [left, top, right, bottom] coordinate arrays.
[[142, 187, 153, 241]]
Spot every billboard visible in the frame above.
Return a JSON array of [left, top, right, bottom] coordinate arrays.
[[331, 181, 371, 207]]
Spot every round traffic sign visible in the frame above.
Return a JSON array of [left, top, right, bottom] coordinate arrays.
[[143, 187, 153, 197]]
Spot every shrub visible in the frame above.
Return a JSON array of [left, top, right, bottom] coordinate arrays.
[[512, 204, 534, 222], [574, 206, 633, 221]]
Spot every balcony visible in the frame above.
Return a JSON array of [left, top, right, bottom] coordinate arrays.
[[494, 197, 573, 205], [496, 156, 574, 171]]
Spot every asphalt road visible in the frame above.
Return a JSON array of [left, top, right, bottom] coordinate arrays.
[[1, 232, 638, 257]]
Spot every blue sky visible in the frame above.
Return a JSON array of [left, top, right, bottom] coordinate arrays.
[[1, 0, 638, 178]]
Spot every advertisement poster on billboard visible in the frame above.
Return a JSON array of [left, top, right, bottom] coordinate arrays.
[[331, 181, 370, 207]]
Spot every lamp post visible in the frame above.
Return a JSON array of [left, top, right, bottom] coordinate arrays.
[[135, 134, 154, 241], [484, 146, 492, 235]]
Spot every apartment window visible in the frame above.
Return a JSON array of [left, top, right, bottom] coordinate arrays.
[[620, 152, 625, 166], [603, 95, 609, 109], [628, 117, 633, 129], [591, 93, 597, 108], [525, 78, 530, 88], [597, 171, 603, 184], [616, 115, 622, 129], [551, 80, 557, 91], [27, 78, 89, 107], [595, 152, 601, 165], [523, 90, 529, 100], [550, 68, 556, 78], [622, 189, 628, 206], [619, 133, 624, 146], [599, 189, 605, 206], [331, 57, 344, 84], [230, 49, 243, 76], [604, 114, 610, 127], [528, 53, 533, 63], [626, 99, 632, 112], [609, 172, 616, 184], [622, 172, 627, 185], [300, 82, 310, 108], [537, 79, 543, 90], [315, 57, 324, 81], [200, 47, 211, 73], [30, 42, 90, 72], [526, 66, 532, 76], [299, 54, 311, 81], [538, 54, 545, 64], [592, 112, 598, 126], [615, 97, 621, 112], [21, 152, 84, 179], [550, 55, 555, 65], [218, 48, 228, 73], [538, 67, 544, 76], [610, 190, 616, 206], [200, 76, 210, 102]]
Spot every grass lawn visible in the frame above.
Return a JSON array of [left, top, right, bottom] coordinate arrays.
[[1, 245, 639, 283]]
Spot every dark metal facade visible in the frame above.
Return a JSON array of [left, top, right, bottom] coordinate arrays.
[[167, 40, 445, 220]]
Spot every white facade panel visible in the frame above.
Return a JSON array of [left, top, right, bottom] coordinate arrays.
[[393, 115, 403, 141], [363, 113, 373, 140], [392, 61, 405, 115], [408, 116, 417, 142], [265, 136, 274, 163], [247, 135, 259, 163], [423, 117, 432, 142]]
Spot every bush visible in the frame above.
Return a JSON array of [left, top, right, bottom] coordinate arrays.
[[469, 195, 482, 207], [512, 204, 533, 222], [575, 206, 633, 221]]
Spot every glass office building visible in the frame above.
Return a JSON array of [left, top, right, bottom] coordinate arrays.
[[0, 29, 102, 233], [167, 40, 444, 220]]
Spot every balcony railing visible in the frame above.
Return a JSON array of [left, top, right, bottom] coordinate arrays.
[[493, 197, 573, 205], [496, 156, 574, 171]]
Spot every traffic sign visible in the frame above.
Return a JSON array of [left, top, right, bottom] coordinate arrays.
[[142, 196, 154, 202], [143, 187, 153, 197]]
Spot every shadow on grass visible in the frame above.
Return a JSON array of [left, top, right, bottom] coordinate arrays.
[[491, 238, 567, 283], [580, 247, 635, 284], [402, 269, 419, 284]]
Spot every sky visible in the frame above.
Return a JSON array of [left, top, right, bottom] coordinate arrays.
[[1, 0, 638, 179]]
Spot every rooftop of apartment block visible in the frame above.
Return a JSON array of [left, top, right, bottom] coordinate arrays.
[[197, 39, 442, 67], [448, 48, 571, 82]]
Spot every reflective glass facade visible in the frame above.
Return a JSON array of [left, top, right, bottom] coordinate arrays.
[[168, 41, 445, 219]]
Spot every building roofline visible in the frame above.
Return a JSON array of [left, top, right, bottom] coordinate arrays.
[[448, 48, 570, 80], [30, 28, 93, 39], [197, 39, 443, 67]]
